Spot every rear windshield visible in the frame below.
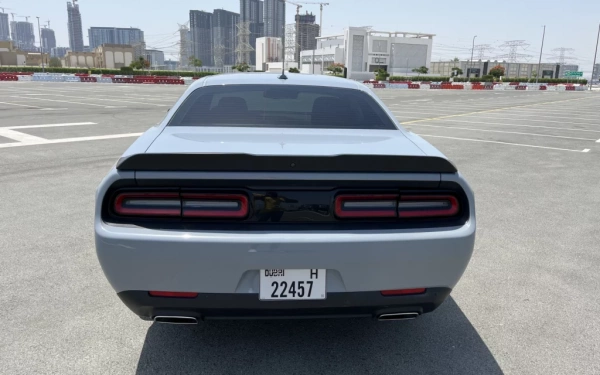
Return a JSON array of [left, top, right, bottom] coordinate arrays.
[[167, 84, 397, 130]]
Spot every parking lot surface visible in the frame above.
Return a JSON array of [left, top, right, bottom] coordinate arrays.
[[1, 81, 599, 374]]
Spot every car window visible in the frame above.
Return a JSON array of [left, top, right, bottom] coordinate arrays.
[[168, 84, 397, 130]]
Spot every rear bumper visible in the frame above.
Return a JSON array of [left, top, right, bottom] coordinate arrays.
[[96, 220, 475, 295], [118, 288, 452, 320]]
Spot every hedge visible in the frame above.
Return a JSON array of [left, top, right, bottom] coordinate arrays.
[[389, 76, 450, 82], [0, 66, 217, 78], [452, 77, 587, 84]]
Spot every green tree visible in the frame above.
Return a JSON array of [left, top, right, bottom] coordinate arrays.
[[412, 66, 429, 77], [189, 57, 203, 75], [48, 57, 62, 68], [489, 65, 505, 81], [327, 63, 345, 76], [451, 67, 463, 77], [288, 67, 300, 73], [130, 56, 150, 70], [375, 68, 389, 81], [232, 62, 251, 72]]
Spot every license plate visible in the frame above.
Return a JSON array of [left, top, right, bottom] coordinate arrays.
[[259, 269, 326, 300]]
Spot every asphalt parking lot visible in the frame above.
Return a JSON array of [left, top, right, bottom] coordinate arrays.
[[1, 81, 599, 374]]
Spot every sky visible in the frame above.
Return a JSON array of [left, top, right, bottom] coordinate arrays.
[[3, 0, 600, 74]]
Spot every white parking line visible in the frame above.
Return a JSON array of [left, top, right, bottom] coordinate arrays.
[[432, 119, 600, 133], [407, 123, 597, 141], [9, 96, 126, 108], [0, 101, 62, 111], [54, 94, 171, 107], [457, 115, 599, 126], [418, 134, 591, 153], [5, 122, 97, 130], [0, 128, 47, 143], [0, 132, 142, 149]]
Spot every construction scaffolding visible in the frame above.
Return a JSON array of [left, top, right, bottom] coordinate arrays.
[[178, 22, 191, 69], [236, 21, 254, 64], [284, 23, 298, 65]]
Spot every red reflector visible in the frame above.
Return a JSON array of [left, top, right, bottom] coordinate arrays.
[[398, 195, 459, 218], [148, 291, 198, 298], [181, 193, 249, 219], [334, 194, 399, 218], [113, 192, 181, 217], [381, 288, 426, 296]]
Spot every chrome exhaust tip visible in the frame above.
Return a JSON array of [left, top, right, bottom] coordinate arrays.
[[377, 312, 420, 321], [153, 316, 198, 325]]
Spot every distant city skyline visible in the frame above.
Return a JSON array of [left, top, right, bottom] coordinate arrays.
[[0, 0, 598, 74]]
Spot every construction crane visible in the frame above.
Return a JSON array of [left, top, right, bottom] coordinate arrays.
[[294, 1, 329, 37], [1, 7, 13, 13]]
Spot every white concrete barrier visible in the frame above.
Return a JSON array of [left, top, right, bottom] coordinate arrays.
[[388, 83, 408, 89], [420, 84, 430, 90], [557, 86, 566, 91], [98, 77, 114, 83], [493, 85, 505, 90], [64, 76, 81, 82], [17, 75, 32, 81]]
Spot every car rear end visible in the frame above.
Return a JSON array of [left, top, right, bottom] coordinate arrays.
[[94, 75, 476, 323]]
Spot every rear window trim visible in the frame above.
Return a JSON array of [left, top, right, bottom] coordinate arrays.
[[166, 84, 398, 131]]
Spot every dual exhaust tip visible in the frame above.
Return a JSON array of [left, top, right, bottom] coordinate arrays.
[[153, 312, 420, 324], [154, 316, 198, 325], [377, 312, 420, 321]]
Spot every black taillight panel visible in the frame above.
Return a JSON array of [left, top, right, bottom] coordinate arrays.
[[101, 182, 469, 230]]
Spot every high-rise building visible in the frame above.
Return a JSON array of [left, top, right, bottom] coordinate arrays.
[[240, 0, 264, 65], [295, 12, 319, 62], [264, 0, 285, 40], [145, 49, 165, 68], [89, 27, 144, 49], [41, 28, 57, 51], [51, 47, 69, 58], [256, 36, 282, 70], [0, 12, 10, 42], [593, 63, 600, 82], [190, 10, 213, 66], [213, 9, 239, 66], [10, 21, 36, 51], [67, 1, 84, 52]]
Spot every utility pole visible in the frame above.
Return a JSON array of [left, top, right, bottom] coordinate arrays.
[[468, 35, 477, 81], [536, 25, 545, 83], [591, 23, 599, 91], [36, 16, 45, 72]]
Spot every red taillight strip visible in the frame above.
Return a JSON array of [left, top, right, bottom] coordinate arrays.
[[114, 192, 181, 216], [334, 194, 399, 218], [181, 193, 249, 218], [381, 288, 426, 296], [398, 195, 459, 218], [149, 291, 198, 298]]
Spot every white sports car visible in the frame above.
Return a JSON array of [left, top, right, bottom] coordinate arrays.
[[94, 72, 476, 324]]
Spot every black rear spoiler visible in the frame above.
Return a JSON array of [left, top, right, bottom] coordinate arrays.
[[116, 154, 458, 174]]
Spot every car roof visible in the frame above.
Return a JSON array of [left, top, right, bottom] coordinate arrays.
[[198, 72, 363, 90]]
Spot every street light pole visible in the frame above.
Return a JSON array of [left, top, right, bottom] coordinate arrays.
[[536, 25, 545, 83], [36, 16, 45, 72], [468, 35, 477, 81], [590, 23, 599, 91]]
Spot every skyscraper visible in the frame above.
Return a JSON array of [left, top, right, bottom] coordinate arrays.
[[190, 10, 213, 66], [295, 12, 319, 62], [213, 9, 239, 66], [67, 1, 84, 52], [0, 12, 10, 42], [41, 28, 57, 50], [240, 0, 264, 65], [264, 0, 285, 40], [10, 21, 36, 51], [89, 27, 144, 49]]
